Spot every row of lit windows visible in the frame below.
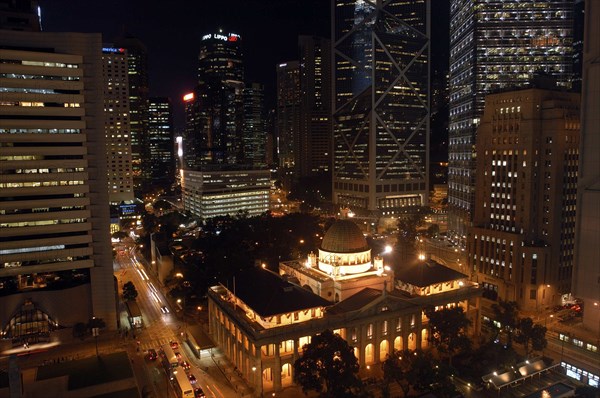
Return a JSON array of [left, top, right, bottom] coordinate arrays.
[[1, 218, 87, 228], [0, 180, 85, 188]]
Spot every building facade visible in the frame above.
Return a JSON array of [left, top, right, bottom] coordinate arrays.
[[114, 36, 150, 193], [573, 0, 600, 335], [208, 219, 480, 395], [467, 88, 580, 311], [332, 0, 430, 215], [183, 31, 245, 166], [102, 46, 135, 204], [242, 83, 267, 167], [181, 167, 270, 220], [276, 61, 301, 179], [0, 31, 118, 337], [448, 0, 575, 240], [148, 97, 174, 187], [298, 35, 332, 178]]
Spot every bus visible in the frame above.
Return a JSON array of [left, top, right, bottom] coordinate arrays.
[[125, 300, 143, 329], [160, 344, 179, 377], [172, 369, 194, 398]]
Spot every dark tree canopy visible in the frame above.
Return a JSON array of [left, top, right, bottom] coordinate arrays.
[[426, 306, 472, 365], [294, 329, 363, 397], [490, 300, 519, 347], [122, 281, 138, 301], [514, 317, 547, 356]]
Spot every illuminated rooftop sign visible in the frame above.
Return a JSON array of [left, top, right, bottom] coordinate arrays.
[[183, 92, 195, 102], [202, 33, 241, 42], [102, 47, 125, 54]]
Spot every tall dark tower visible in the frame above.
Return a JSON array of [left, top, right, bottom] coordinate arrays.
[[299, 35, 332, 179], [276, 61, 301, 182], [148, 97, 174, 186], [332, 0, 430, 215], [243, 83, 267, 167], [184, 31, 244, 166], [0, 0, 40, 31], [114, 35, 150, 193], [447, 0, 575, 243]]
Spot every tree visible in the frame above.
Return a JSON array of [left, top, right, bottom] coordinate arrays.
[[382, 349, 455, 397], [426, 306, 472, 366], [294, 329, 363, 397], [111, 231, 128, 241], [490, 300, 519, 347], [395, 207, 428, 261], [122, 281, 138, 301], [514, 317, 547, 356]]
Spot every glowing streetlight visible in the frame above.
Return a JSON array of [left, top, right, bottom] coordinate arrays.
[[418, 253, 426, 261]]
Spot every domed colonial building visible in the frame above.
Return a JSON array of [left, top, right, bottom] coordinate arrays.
[[207, 218, 482, 396], [280, 219, 394, 303]]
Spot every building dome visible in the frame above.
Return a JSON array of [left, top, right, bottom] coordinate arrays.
[[320, 219, 369, 253]]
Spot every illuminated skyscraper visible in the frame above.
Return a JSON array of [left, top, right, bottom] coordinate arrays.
[[332, 0, 430, 215], [114, 35, 150, 192], [0, 30, 117, 333], [448, 0, 575, 240], [102, 46, 134, 204], [184, 31, 244, 166], [148, 97, 174, 186], [299, 35, 332, 178]]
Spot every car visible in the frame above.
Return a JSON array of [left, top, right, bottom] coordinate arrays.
[[188, 374, 197, 384], [147, 349, 158, 361], [170, 340, 179, 350], [181, 360, 191, 371], [160, 305, 170, 314], [194, 387, 205, 398]]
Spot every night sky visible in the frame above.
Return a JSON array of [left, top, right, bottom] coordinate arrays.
[[38, 0, 330, 127]]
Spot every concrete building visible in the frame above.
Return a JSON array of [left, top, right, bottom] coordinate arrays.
[[181, 167, 270, 220], [467, 88, 580, 311], [0, 30, 118, 339], [208, 219, 480, 395], [573, 0, 600, 336], [331, 0, 430, 216], [102, 46, 134, 204], [448, 0, 576, 241]]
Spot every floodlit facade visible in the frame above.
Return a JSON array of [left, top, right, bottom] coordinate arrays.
[[468, 88, 580, 311], [0, 31, 117, 338], [332, 0, 430, 215], [208, 219, 480, 395], [448, 0, 575, 240], [102, 46, 134, 204], [181, 167, 270, 220]]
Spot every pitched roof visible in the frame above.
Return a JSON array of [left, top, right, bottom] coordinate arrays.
[[226, 267, 331, 317], [327, 288, 382, 314], [395, 259, 467, 287]]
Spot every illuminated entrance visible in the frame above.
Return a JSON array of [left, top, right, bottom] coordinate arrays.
[[2, 300, 58, 345]]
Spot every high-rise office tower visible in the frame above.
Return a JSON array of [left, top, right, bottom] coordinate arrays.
[[332, 0, 430, 215], [573, 0, 599, 335], [468, 88, 579, 311], [184, 31, 244, 166], [448, 0, 575, 241], [298, 35, 332, 178], [0, 31, 117, 334], [148, 97, 174, 186], [102, 46, 134, 204], [0, 0, 40, 31], [276, 61, 301, 177], [114, 36, 149, 192], [243, 83, 267, 167]]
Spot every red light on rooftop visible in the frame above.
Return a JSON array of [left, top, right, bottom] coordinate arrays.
[[228, 36, 238, 42]]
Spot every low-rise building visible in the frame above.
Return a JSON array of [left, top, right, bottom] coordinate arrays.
[[207, 219, 481, 395]]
